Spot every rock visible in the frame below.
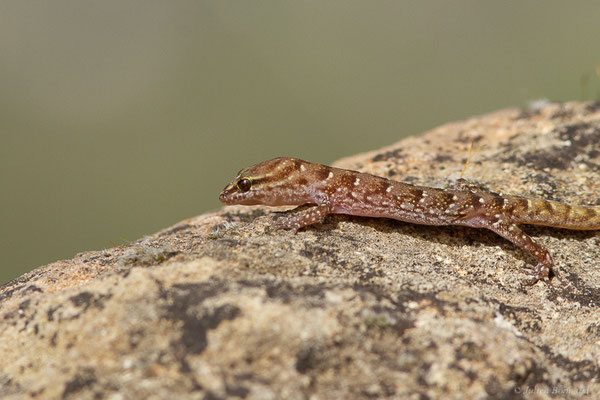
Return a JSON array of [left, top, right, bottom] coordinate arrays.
[[1, 101, 600, 399]]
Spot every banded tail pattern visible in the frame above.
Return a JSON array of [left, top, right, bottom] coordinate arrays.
[[507, 196, 600, 230]]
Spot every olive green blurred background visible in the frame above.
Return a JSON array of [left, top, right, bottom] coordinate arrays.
[[1, 1, 599, 284]]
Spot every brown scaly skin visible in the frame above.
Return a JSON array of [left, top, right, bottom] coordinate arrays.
[[219, 157, 600, 286]]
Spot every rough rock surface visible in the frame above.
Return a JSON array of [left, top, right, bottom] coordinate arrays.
[[2, 101, 600, 400]]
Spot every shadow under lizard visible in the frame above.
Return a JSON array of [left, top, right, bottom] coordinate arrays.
[[219, 157, 600, 285]]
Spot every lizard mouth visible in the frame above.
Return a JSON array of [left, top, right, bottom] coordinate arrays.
[[219, 186, 234, 203]]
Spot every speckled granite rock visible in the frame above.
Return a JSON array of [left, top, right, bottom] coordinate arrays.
[[2, 101, 600, 400]]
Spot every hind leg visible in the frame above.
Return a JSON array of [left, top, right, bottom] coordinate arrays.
[[458, 214, 561, 285]]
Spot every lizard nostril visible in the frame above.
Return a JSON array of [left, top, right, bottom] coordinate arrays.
[[219, 190, 229, 202]]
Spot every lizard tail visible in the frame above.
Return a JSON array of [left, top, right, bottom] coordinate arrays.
[[508, 196, 600, 230]]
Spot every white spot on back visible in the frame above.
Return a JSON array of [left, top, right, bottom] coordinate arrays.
[[300, 164, 306, 172], [327, 172, 334, 180], [386, 186, 392, 193], [354, 178, 360, 186]]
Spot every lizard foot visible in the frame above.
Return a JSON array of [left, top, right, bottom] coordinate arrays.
[[268, 215, 300, 234], [523, 263, 564, 286]]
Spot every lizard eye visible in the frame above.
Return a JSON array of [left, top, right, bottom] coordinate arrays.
[[237, 178, 252, 192]]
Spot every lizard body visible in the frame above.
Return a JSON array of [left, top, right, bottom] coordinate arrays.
[[219, 157, 600, 285]]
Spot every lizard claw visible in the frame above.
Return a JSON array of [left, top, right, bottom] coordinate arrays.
[[522, 263, 549, 286], [523, 263, 565, 287], [269, 216, 300, 234]]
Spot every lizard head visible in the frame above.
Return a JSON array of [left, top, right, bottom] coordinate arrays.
[[219, 157, 316, 206]]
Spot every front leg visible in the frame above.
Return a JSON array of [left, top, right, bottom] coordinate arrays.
[[273, 202, 332, 232]]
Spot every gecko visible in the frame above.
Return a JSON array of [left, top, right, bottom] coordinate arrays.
[[219, 157, 600, 285]]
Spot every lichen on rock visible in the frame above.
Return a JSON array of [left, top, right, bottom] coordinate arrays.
[[1, 101, 600, 399]]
